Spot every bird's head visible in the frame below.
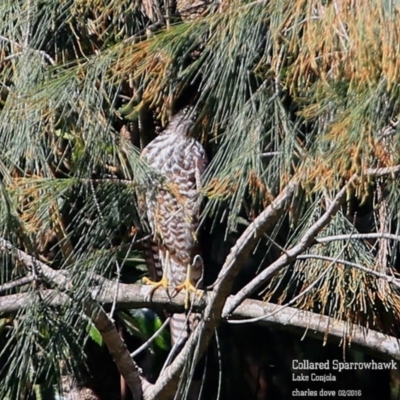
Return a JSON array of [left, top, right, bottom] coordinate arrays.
[[163, 107, 196, 137]]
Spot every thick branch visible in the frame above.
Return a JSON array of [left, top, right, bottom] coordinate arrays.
[[0, 290, 71, 313], [227, 298, 400, 361], [1, 285, 399, 360], [87, 305, 149, 400], [0, 282, 204, 315], [0, 276, 34, 294], [365, 165, 400, 176], [0, 238, 68, 287]]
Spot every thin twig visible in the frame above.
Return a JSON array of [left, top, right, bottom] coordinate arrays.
[[376, 115, 400, 140], [0, 80, 11, 90], [123, 22, 164, 43], [0, 237, 67, 287], [296, 254, 400, 289], [261, 152, 281, 157], [316, 232, 400, 243], [0, 35, 56, 65], [366, 164, 400, 177], [4, 52, 24, 61], [130, 317, 171, 358], [24, 0, 32, 48]]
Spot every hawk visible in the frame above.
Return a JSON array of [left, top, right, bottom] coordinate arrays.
[[140, 108, 207, 345]]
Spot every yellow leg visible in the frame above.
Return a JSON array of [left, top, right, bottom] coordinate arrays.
[[142, 275, 168, 289], [142, 251, 170, 298], [174, 263, 203, 309]]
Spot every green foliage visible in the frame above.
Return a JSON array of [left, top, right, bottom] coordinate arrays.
[[87, 321, 104, 347], [0, 293, 85, 399], [119, 309, 170, 352]]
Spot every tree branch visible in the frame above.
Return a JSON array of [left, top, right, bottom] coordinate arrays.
[[223, 176, 355, 317], [87, 305, 149, 400], [0, 275, 34, 294], [1, 284, 399, 361], [226, 297, 400, 361]]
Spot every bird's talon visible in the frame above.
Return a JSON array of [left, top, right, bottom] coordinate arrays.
[[142, 276, 169, 301], [142, 276, 168, 287], [174, 280, 203, 309]]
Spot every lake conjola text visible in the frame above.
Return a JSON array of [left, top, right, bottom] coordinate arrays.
[[292, 359, 397, 372], [292, 372, 336, 382]]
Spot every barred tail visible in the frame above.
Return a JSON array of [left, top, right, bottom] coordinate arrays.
[[142, 237, 163, 281], [168, 257, 203, 347], [170, 312, 201, 347]]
